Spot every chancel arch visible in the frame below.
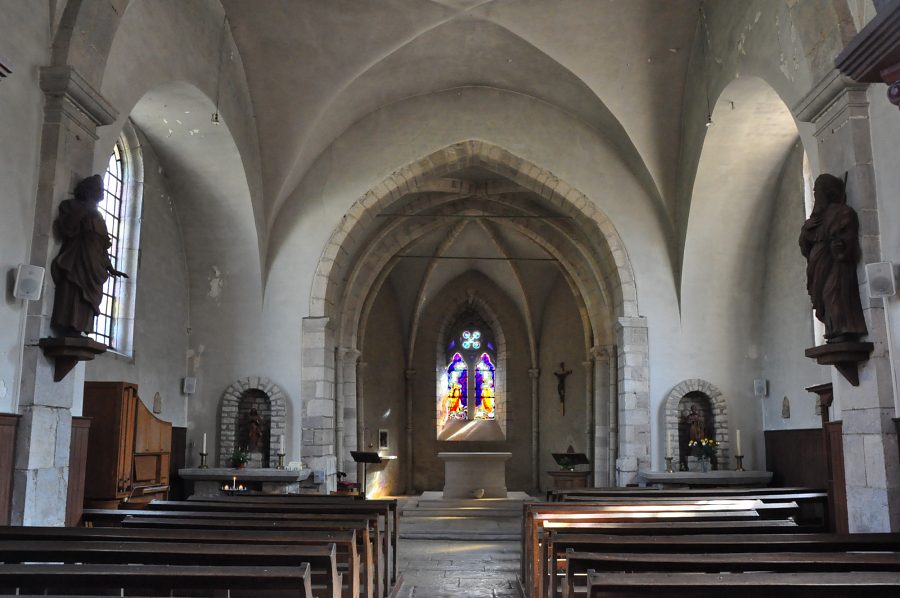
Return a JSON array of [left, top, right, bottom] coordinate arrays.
[[303, 140, 649, 493]]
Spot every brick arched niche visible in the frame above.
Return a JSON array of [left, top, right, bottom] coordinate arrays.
[[219, 377, 287, 468], [663, 379, 730, 469]]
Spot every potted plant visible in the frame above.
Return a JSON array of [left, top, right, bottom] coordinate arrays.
[[688, 437, 718, 472], [231, 446, 251, 469]]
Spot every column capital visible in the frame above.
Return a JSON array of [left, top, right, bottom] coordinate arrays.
[[405, 369, 416, 380], [528, 368, 540, 379], [581, 360, 593, 370], [40, 65, 118, 139]]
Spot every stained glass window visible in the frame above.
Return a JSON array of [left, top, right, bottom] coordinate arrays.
[[444, 352, 468, 421], [474, 353, 496, 420]]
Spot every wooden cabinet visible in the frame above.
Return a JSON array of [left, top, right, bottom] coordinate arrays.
[[0, 414, 18, 525], [66, 417, 91, 526], [83, 382, 172, 508]]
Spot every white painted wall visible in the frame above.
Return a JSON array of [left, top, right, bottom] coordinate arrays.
[[85, 129, 191, 427], [0, 3, 50, 413]]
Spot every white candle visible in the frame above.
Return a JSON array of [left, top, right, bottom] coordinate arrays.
[[279, 434, 285, 453], [666, 431, 672, 457], [736, 429, 742, 455], [202, 433, 207, 454]]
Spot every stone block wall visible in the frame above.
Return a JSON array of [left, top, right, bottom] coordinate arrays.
[[218, 377, 286, 468]]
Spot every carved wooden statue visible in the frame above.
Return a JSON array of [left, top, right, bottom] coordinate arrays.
[[50, 175, 127, 336], [799, 173, 867, 343], [685, 405, 705, 442], [246, 408, 263, 453]]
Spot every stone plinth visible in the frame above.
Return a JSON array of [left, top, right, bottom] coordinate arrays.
[[638, 470, 773, 488], [179, 467, 311, 497], [438, 452, 512, 499]]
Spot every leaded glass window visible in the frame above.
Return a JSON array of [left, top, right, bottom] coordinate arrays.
[[89, 143, 125, 348]]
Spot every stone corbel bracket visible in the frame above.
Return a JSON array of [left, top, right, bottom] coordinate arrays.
[[805, 342, 874, 387], [38, 336, 107, 382], [0, 56, 11, 80], [835, 3, 900, 109]]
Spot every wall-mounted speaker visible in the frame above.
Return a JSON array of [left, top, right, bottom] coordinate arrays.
[[753, 378, 768, 398], [182, 377, 197, 395], [866, 262, 896, 299], [13, 264, 45, 301]]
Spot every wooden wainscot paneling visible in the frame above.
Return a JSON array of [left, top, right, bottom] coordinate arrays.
[[0, 414, 19, 526], [764, 428, 828, 488], [66, 417, 91, 526]]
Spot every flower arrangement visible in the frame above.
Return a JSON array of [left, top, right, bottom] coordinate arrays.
[[688, 437, 718, 460], [231, 446, 251, 468]]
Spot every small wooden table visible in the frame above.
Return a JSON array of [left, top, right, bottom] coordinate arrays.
[[547, 470, 590, 489]]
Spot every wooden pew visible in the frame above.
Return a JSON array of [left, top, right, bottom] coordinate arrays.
[[555, 490, 829, 530], [522, 499, 787, 598], [152, 498, 397, 593], [0, 563, 312, 597], [118, 514, 377, 598], [585, 570, 900, 596], [190, 493, 400, 587], [0, 526, 360, 598], [555, 532, 900, 598], [0, 539, 338, 598], [547, 486, 824, 501], [565, 548, 900, 597]]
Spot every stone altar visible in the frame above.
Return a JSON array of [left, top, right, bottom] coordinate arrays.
[[438, 452, 512, 499], [179, 467, 312, 497]]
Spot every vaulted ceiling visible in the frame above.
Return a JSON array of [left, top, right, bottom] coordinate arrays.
[[220, 0, 701, 230]]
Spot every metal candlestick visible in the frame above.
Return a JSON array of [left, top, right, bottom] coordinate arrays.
[[665, 456, 674, 473], [735, 455, 745, 471], [199, 452, 209, 469], [276, 453, 286, 470]]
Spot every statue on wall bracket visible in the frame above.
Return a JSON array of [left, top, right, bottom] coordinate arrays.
[[799, 173, 873, 386], [39, 175, 129, 381]]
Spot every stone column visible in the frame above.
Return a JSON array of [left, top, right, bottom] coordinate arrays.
[[301, 316, 336, 492], [581, 359, 594, 485], [794, 72, 900, 531], [615, 317, 650, 486], [341, 349, 361, 481], [334, 347, 346, 479], [592, 346, 612, 486], [356, 360, 367, 484], [13, 66, 117, 525], [528, 367, 540, 491], [404, 369, 416, 494]]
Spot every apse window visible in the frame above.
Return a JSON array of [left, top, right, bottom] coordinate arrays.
[[437, 314, 504, 441], [89, 135, 142, 355]]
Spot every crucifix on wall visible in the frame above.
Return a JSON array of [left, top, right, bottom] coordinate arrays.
[[554, 362, 573, 416]]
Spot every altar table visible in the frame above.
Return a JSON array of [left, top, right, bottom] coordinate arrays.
[[438, 452, 512, 499]]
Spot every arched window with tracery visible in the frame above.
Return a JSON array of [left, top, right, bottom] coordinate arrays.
[[437, 307, 503, 441]]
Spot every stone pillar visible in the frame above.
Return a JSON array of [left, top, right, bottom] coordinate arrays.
[[341, 349, 361, 481], [13, 66, 116, 526], [404, 369, 416, 494], [301, 317, 336, 492], [592, 346, 613, 486], [528, 367, 540, 491], [334, 347, 346, 479], [356, 360, 367, 484], [581, 359, 594, 485], [615, 317, 650, 486], [794, 72, 900, 531]]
